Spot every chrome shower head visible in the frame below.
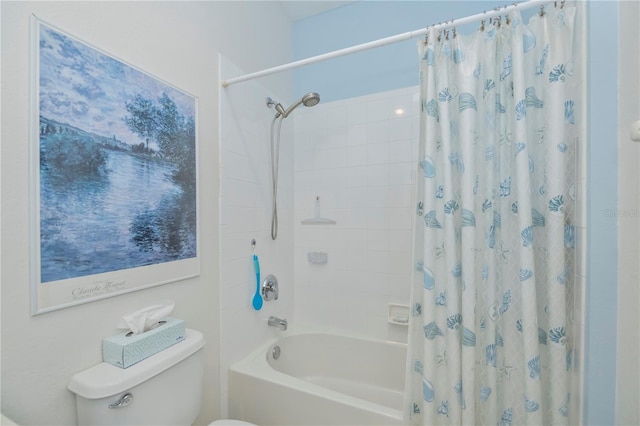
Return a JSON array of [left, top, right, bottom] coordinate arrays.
[[269, 92, 321, 118], [301, 92, 320, 107]]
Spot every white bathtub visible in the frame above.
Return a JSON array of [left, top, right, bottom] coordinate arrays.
[[228, 331, 406, 425]]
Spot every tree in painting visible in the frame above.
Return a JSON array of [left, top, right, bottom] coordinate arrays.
[[124, 93, 196, 186]]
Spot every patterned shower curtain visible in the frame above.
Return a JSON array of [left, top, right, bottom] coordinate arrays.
[[405, 5, 580, 426]]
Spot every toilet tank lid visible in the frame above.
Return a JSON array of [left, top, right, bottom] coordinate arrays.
[[68, 328, 205, 399]]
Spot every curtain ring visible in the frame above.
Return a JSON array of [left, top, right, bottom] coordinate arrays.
[[506, 15, 511, 25], [480, 19, 486, 31], [561, 0, 565, 9], [539, 5, 545, 16], [452, 28, 457, 39]]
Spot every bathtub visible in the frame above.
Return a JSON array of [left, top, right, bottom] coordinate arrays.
[[228, 331, 406, 425]]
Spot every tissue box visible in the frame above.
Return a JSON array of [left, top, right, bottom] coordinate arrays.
[[102, 317, 185, 368]]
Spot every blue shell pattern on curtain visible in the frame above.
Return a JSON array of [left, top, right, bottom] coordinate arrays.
[[406, 5, 579, 426]]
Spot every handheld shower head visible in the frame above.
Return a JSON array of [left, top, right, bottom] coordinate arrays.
[[301, 92, 320, 107], [269, 92, 321, 118]]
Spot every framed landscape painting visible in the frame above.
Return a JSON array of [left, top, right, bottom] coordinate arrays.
[[30, 17, 199, 314]]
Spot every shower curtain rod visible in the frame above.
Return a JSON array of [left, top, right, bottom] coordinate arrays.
[[220, 0, 551, 87]]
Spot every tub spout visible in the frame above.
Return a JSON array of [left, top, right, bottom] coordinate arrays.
[[268, 316, 287, 331]]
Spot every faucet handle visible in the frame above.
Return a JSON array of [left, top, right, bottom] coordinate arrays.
[[262, 274, 279, 301]]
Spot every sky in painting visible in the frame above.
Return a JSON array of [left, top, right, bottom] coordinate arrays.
[[38, 22, 195, 147]]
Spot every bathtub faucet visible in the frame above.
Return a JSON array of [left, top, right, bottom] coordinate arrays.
[[267, 316, 288, 331]]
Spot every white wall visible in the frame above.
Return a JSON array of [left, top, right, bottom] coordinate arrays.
[[293, 87, 419, 342], [1, 2, 292, 424], [615, 1, 640, 424], [218, 57, 294, 417]]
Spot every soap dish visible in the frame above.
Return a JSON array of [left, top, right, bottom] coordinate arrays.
[[301, 196, 336, 225], [307, 252, 328, 264], [388, 304, 410, 326]]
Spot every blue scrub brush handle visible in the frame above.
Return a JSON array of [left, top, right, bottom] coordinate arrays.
[[254, 254, 260, 278], [252, 255, 263, 310]]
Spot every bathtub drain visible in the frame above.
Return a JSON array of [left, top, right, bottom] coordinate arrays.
[[271, 345, 281, 360]]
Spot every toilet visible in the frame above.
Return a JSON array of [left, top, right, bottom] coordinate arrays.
[[68, 329, 255, 426]]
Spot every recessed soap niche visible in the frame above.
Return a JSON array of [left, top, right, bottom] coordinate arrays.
[[388, 304, 409, 326]]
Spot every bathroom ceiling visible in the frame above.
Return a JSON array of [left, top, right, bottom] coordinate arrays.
[[278, 1, 355, 21]]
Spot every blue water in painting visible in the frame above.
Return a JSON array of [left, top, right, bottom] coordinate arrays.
[[40, 149, 196, 283]]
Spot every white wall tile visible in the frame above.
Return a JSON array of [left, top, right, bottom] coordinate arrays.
[[366, 207, 390, 229], [387, 185, 413, 207], [389, 116, 413, 141], [389, 163, 414, 185], [389, 229, 413, 252], [366, 229, 390, 251], [388, 207, 413, 230], [346, 147, 368, 168], [325, 127, 348, 149], [389, 94, 413, 121], [347, 102, 367, 126], [294, 87, 419, 340], [388, 139, 414, 164], [326, 103, 348, 130], [366, 185, 390, 208], [367, 98, 390, 123], [366, 165, 389, 186], [366, 121, 390, 144], [367, 142, 389, 165], [348, 123, 367, 145]]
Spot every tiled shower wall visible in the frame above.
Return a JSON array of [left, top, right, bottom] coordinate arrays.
[[292, 87, 420, 341]]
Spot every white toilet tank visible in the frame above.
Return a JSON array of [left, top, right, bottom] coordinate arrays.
[[68, 328, 205, 425]]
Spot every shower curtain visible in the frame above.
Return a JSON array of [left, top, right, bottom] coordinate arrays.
[[405, 4, 580, 426]]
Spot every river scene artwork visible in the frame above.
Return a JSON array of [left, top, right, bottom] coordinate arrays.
[[37, 22, 197, 284]]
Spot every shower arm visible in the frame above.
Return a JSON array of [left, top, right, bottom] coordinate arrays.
[[277, 99, 304, 118]]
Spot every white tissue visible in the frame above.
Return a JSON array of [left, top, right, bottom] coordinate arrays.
[[117, 301, 175, 335]]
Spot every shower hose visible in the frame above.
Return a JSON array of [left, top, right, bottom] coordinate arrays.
[[270, 115, 284, 240]]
